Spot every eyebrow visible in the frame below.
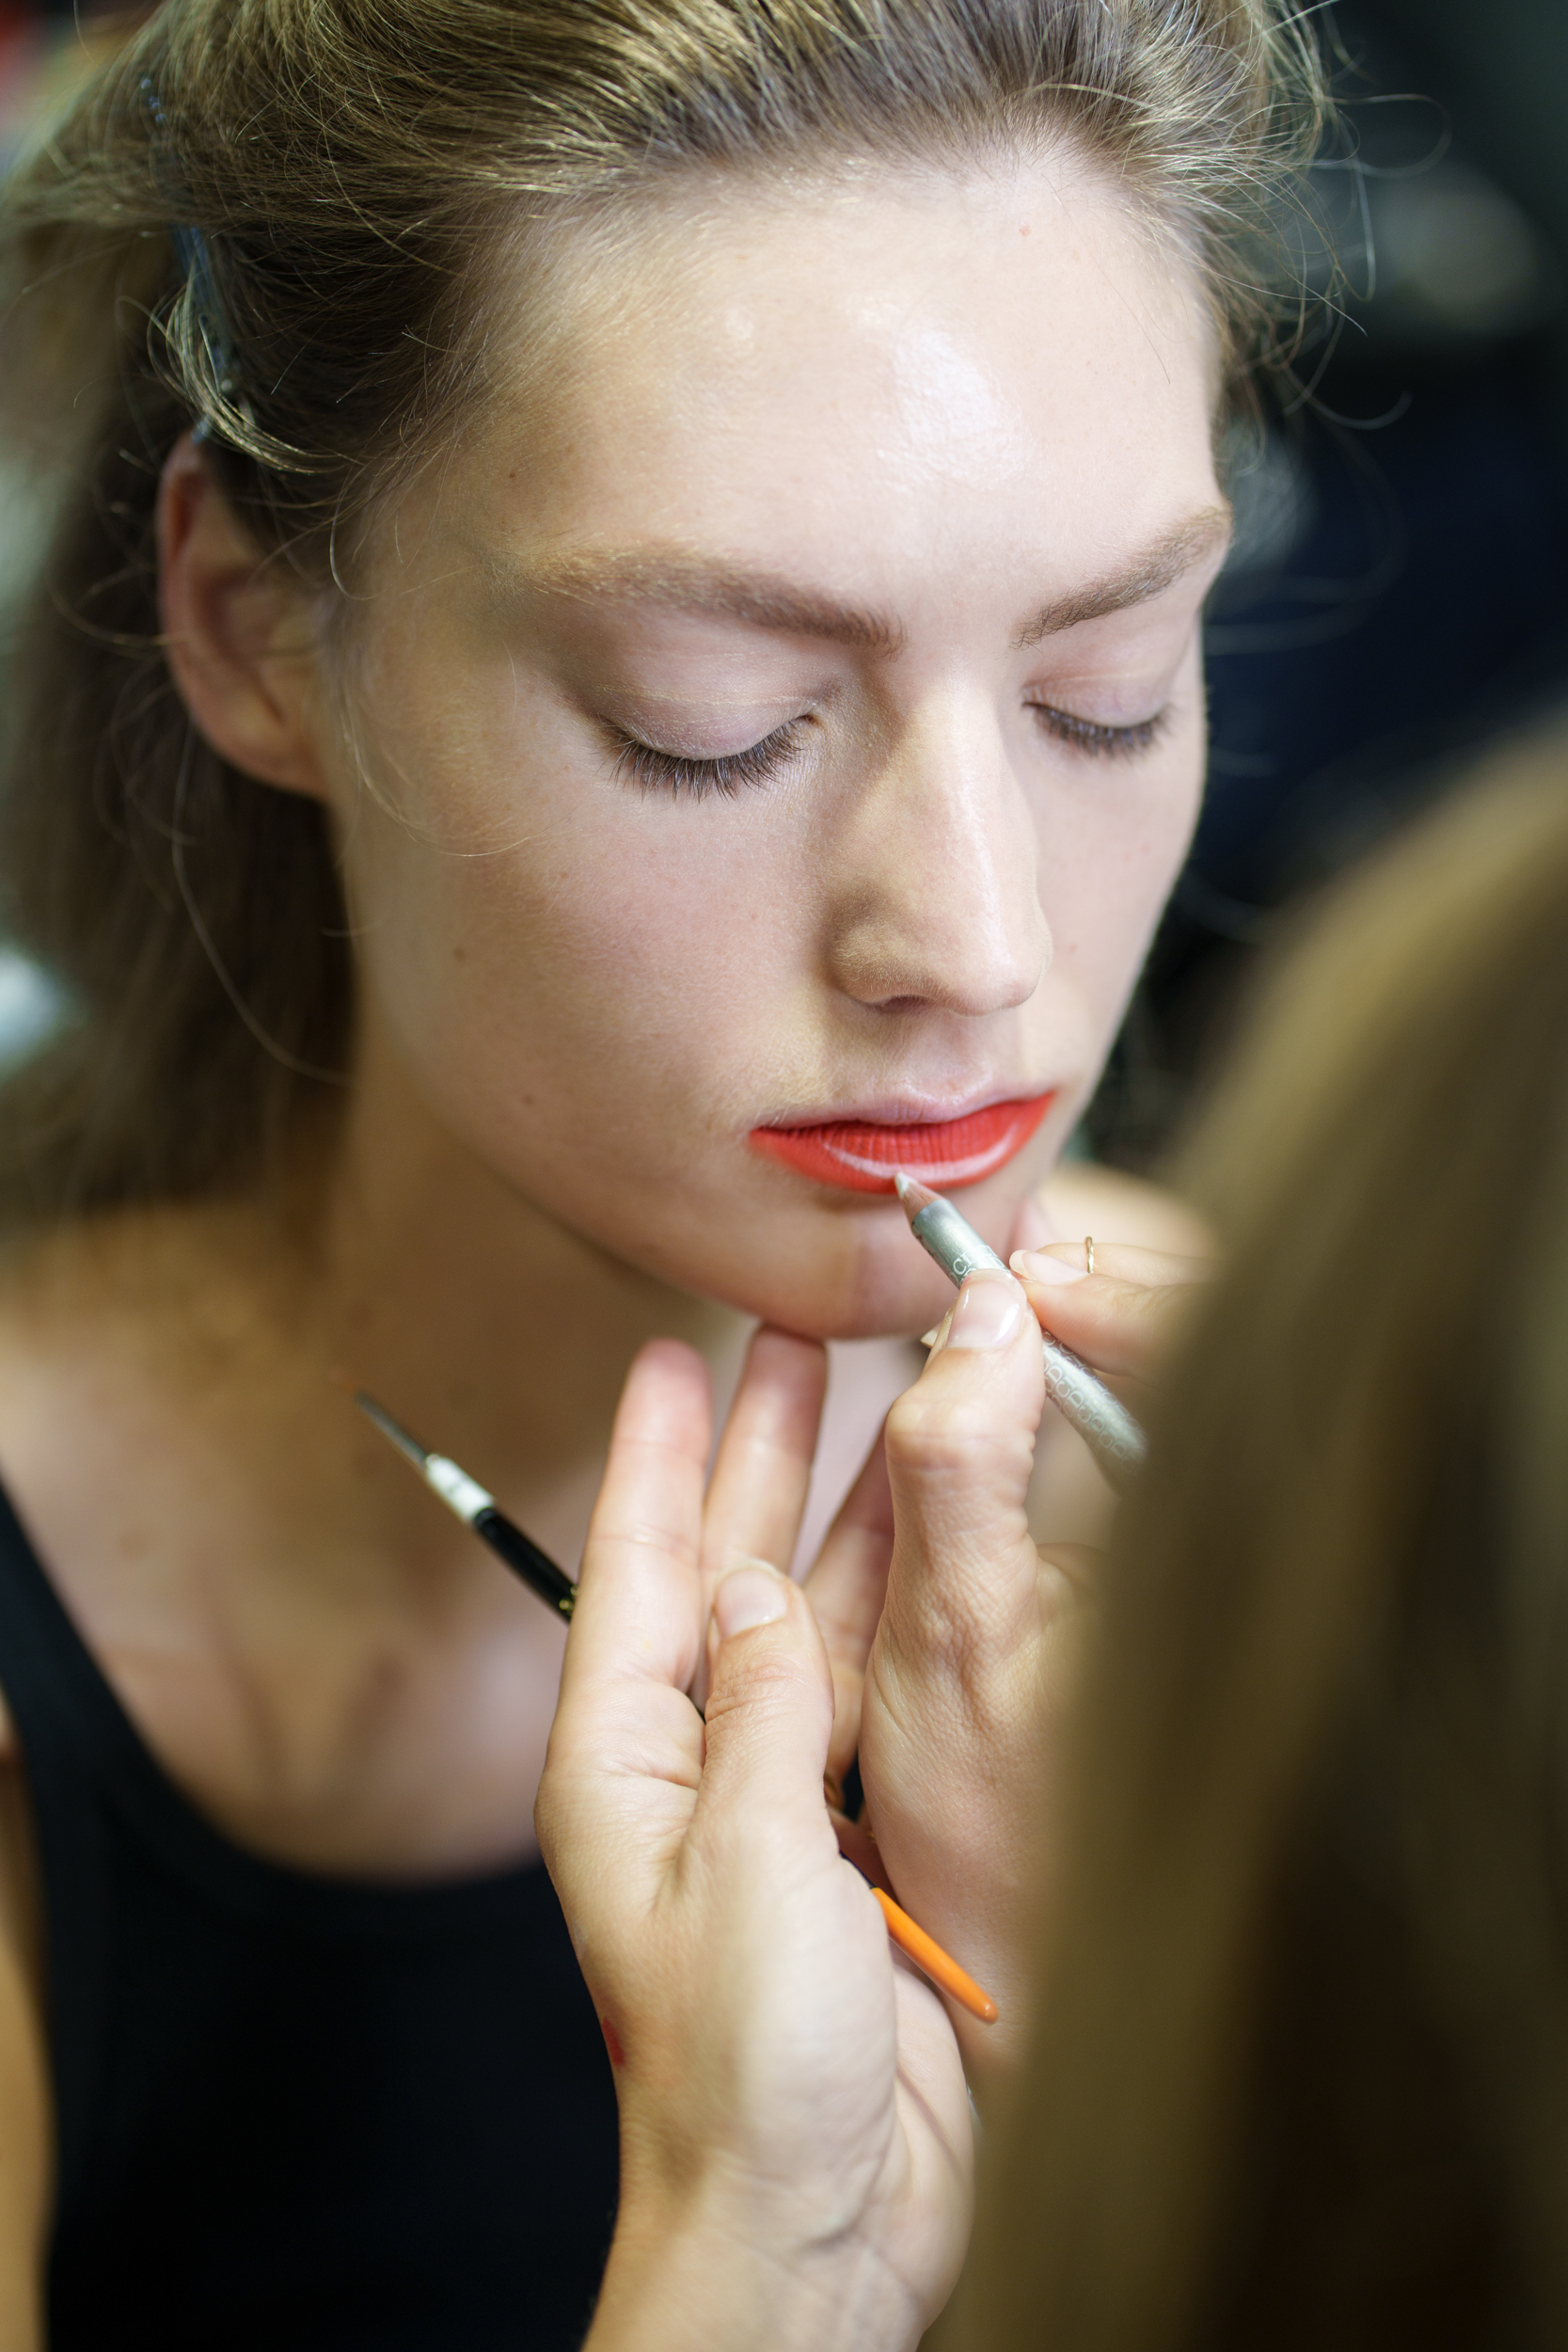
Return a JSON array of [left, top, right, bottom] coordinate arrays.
[[1011, 505, 1233, 645], [515, 502, 1232, 659], [519, 548, 904, 655]]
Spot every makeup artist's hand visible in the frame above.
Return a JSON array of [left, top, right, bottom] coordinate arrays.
[[869, 1248, 1197, 2047], [537, 1343, 972, 2352], [805, 1242, 1208, 2074], [1008, 1236, 1210, 1415]]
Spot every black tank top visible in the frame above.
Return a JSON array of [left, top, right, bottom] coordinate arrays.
[[0, 1483, 619, 2350]]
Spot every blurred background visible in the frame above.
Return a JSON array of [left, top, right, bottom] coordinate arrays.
[[1093, 0, 1568, 1165], [2, 0, 1567, 1155]]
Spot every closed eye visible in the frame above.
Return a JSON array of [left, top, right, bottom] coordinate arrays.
[[611, 717, 807, 800], [1029, 704, 1170, 760]]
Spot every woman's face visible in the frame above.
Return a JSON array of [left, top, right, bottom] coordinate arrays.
[[326, 153, 1227, 1337]]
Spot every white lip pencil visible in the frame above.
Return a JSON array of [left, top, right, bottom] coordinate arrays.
[[895, 1171, 1148, 1494]]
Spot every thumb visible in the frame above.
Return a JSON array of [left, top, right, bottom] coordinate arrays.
[[697, 1565, 837, 1855], [879, 1272, 1047, 1661]]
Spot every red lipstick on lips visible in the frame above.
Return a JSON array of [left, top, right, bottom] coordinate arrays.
[[749, 1092, 1055, 1195]]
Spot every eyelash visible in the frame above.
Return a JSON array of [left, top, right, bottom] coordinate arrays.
[[611, 718, 806, 800], [611, 699, 1169, 800], [1027, 704, 1171, 760]]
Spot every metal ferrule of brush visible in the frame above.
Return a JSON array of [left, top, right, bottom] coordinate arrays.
[[908, 1195, 1147, 1496]]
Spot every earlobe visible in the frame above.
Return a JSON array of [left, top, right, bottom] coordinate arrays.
[[157, 436, 331, 802]]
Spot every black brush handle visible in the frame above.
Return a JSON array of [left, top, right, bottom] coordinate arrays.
[[471, 1508, 577, 1618]]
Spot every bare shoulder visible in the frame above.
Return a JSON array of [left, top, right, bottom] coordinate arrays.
[[1039, 1158, 1213, 1262], [0, 1221, 170, 1778], [0, 1204, 239, 1598]]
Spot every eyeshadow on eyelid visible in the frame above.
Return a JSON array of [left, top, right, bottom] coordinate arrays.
[[610, 714, 807, 800], [607, 694, 1174, 803], [1028, 702, 1172, 759]]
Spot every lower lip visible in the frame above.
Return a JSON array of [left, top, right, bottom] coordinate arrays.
[[749, 1093, 1055, 1195]]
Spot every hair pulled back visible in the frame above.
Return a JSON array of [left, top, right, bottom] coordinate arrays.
[[0, 0, 1328, 1218]]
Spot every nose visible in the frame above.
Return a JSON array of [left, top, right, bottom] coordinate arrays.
[[822, 701, 1050, 1017]]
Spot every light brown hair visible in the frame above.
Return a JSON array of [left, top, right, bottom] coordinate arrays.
[[976, 731, 1568, 2349], [0, 0, 1327, 1220]]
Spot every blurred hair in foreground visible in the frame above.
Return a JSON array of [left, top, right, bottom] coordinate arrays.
[[974, 721, 1568, 2352]]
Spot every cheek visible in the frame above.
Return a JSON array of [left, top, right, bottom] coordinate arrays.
[[336, 739, 809, 1133], [1038, 728, 1204, 1028], [341, 633, 802, 1027]]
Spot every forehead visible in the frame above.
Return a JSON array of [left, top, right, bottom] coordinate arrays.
[[450, 152, 1220, 603]]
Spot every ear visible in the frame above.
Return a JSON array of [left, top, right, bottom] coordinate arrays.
[[157, 435, 331, 801]]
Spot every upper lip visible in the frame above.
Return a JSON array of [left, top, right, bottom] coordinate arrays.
[[752, 1084, 1053, 1130]]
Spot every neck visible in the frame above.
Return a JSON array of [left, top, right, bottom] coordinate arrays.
[[8, 1031, 752, 1601], [302, 1028, 752, 1568]]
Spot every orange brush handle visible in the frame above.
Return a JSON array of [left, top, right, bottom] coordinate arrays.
[[872, 1885, 999, 2025]]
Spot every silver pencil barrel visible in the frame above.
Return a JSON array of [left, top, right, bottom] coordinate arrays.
[[898, 1176, 1147, 1495], [905, 1192, 1008, 1281], [1035, 1343, 1145, 1493]]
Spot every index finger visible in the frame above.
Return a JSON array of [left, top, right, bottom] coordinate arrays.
[[700, 1327, 828, 1590], [800, 1435, 895, 1781], [561, 1338, 714, 1706], [1010, 1248, 1210, 1386]]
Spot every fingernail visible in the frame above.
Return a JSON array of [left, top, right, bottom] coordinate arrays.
[[922, 1307, 955, 1353], [1010, 1247, 1088, 1287], [714, 1563, 789, 1637], [944, 1271, 1025, 1350]]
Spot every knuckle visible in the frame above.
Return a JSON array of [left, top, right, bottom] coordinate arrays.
[[874, 1601, 1040, 1753], [705, 1648, 832, 1752], [887, 1383, 1004, 1464], [708, 1640, 812, 1715], [884, 1401, 1035, 1498]]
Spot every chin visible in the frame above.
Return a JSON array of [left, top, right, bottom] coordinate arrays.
[[687, 1216, 966, 1343], [734, 1285, 951, 1345], [594, 1141, 1050, 1338]]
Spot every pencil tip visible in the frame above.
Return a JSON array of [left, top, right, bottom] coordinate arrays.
[[894, 1170, 938, 1217]]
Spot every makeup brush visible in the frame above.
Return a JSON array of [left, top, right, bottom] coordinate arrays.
[[869, 1886, 997, 2023], [337, 1375, 999, 2023], [895, 1171, 1147, 1492], [335, 1378, 578, 1617]]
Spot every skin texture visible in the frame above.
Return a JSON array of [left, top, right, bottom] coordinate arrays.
[[320, 158, 1225, 1338], [0, 149, 1222, 2336]]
